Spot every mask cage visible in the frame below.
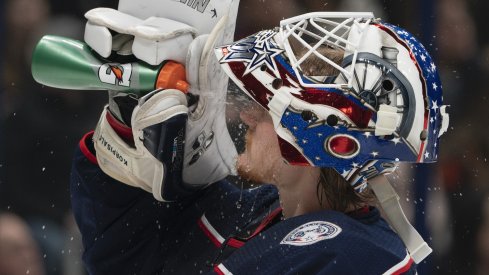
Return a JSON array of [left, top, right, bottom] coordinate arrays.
[[279, 12, 374, 89]]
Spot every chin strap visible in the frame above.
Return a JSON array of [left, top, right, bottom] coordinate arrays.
[[368, 175, 432, 264]]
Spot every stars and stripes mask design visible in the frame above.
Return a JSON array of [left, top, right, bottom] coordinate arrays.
[[215, 12, 449, 189]]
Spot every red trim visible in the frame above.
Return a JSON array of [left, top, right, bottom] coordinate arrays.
[[197, 218, 222, 248], [355, 206, 370, 215], [416, 142, 426, 162], [392, 257, 414, 275], [274, 62, 374, 129], [278, 137, 310, 166], [105, 111, 134, 144], [247, 207, 283, 239], [228, 62, 273, 110], [213, 266, 225, 275], [79, 131, 98, 165], [227, 238, 245, 249]]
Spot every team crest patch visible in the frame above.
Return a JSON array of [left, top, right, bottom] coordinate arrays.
[[280, 221, 342, 246]]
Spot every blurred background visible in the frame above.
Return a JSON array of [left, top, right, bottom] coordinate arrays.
[[1, 0, 488, 274]]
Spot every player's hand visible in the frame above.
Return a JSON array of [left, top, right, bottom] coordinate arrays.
[[183, 16, 238, 187], [93, 89, 189, 201]]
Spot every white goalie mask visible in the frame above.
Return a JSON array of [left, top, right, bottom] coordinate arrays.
[[216, 12, 449, 191]]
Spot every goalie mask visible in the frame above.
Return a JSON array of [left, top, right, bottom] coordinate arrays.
[[215, 12, 449, 191]]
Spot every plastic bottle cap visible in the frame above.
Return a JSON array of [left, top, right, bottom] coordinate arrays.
[[156, 61, 189, 93]]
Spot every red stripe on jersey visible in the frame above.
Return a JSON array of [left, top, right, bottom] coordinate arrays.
[[392, 257, 414, 275], [227, 238, 245, 249], [213, 265, 225, 275], [79, 131, 98, 165], [197, 218, 222, 248], [248, 207, 283, 239]]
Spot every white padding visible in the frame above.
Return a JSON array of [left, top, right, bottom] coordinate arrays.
[[117, 0, 238, 36], [267, 91, 292, 130], [438, 105, 450, 138], [375, 104, 400, 136], [86, 8, 143, 34], [85, 7, 197, 65], [132, 17, 196, 65], [132, 17, 197, 40], [84, 21, 113, 58]]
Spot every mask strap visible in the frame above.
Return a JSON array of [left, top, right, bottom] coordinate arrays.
[[369, 175, 432, 263]]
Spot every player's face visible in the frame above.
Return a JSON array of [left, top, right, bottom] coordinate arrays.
[[236, 103, 284, 184]]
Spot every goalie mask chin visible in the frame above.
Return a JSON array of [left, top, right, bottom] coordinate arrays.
[[215, 12, 449, 191]]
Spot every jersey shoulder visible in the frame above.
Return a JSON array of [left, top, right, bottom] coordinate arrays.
[[217, 208, 416, 275]]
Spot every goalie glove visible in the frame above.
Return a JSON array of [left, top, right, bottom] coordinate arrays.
[[183, 16, 238, 187], [94, 89, 192, 201]]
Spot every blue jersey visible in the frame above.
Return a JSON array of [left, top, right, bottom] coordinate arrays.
[[71, 133, 416, 274]]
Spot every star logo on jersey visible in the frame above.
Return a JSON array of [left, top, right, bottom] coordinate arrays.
[[280, 221, 342, 246], [222, 30, 283, 76]]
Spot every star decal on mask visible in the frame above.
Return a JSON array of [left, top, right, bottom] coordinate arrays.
[[391, 137, 402, 145], [431, 100, 439, 112], [222, 30, 283, 76]]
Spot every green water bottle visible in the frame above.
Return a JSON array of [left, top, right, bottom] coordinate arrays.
[[31, 35, 189, 97]]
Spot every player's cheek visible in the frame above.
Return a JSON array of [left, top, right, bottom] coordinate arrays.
[[239, 110, 258, 129]]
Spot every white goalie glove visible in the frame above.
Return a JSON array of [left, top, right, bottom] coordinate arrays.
[[94, 89, 191, 202], [183, 16, 238, 187], [89, 0, 240, 199]]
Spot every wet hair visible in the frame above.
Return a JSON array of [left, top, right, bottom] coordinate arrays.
[[317, 168, 374, 212]]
